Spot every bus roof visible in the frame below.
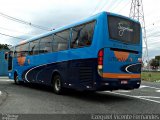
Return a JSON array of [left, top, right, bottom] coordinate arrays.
[[14, 11, 140, 47]]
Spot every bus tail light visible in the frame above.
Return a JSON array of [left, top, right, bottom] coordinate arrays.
[[98, 49, 104, 76], [138, 58, 142, 63]]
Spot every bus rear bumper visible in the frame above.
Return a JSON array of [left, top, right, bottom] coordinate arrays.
[[97, 78, 141, 91]]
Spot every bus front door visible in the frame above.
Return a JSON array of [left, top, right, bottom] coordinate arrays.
[[8, 52, 13, 71]]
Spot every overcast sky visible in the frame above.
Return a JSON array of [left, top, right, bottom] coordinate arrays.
[[0, 0, 159, 58]]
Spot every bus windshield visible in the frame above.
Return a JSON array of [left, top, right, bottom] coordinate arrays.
[[108, 15, 140, 44]]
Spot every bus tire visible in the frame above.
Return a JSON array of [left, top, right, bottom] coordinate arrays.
[[14, 73, 20, 85], [53, 74, 63, 94]]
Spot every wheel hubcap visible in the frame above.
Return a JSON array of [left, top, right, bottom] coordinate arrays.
[[55, 78, 61, 91], [15, 76, 19, 84]]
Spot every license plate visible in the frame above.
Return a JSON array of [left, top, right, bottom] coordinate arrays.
[[121, 80, 128, 84]]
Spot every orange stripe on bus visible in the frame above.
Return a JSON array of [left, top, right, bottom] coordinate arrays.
[[102, 73, 141, 79]]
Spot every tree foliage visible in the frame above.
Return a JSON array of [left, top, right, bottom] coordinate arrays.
[[0, 44, 10, 50], [149, 58, 159, 69], [155, 56, 160, 61]]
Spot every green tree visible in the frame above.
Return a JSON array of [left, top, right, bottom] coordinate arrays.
[[0, 44, 10, 50], [150, 58, 159, 70], [155, 56, 160, 60]]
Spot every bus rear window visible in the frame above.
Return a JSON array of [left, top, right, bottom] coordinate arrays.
[[108, 15, 140, 44]]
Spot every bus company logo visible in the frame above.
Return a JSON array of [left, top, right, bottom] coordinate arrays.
[[118, 22, 133, 36], [114, 51, 129, 62], [17, 57, 26, 66]]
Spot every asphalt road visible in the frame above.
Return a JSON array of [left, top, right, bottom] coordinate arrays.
[[0, 77, 160, 119]]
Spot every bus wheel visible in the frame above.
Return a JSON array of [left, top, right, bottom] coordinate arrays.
[[14, 74, 20, 85], [53, 75, 63, 94]]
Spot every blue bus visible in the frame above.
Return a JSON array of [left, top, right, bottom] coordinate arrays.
[[0, 49, 9, 76], [8, 12, 142, 94]]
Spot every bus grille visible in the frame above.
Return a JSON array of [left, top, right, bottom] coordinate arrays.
[[79, 66, 93, 85]]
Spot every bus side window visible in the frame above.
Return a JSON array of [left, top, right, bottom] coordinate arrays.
[[29, 40, 40, 55], [15, 43, 29, 57], [54, 30, 69, 51], [39, 35, 53, 54], [71, 21, 95, 48], [71, 29, 79, 48], [21, 43, 29, 57], [15, 46, 21, 57]]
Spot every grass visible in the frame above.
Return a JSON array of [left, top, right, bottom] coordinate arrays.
[[141, 72, 160, 82]]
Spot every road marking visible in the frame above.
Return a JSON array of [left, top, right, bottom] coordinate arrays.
[[0, 79, 12, 82], [134, 96, 160, 99], [140, 85, 160, 90], [116, 90, 131, 92], [156, 90, 160, 92], [140, 85, 148, 88], [0, 91, 2, 95], [105, 91, 160, 104], [140, 85, 160, 93]]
